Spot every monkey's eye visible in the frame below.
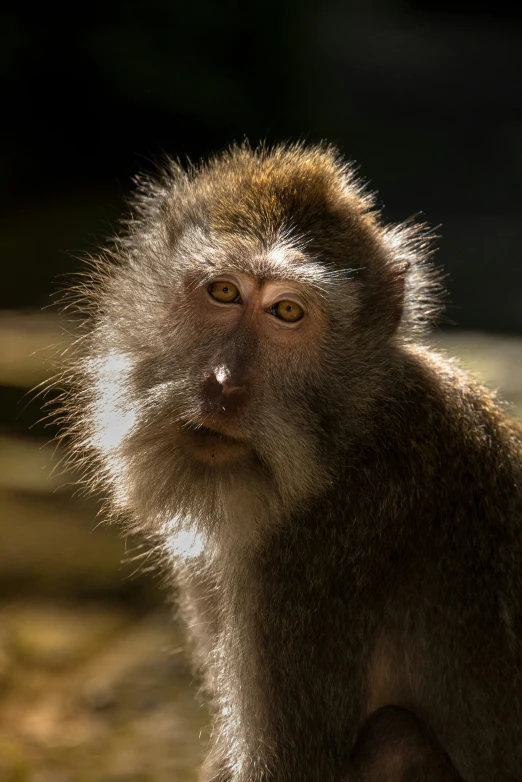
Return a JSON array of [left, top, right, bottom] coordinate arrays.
[[270, 300, 304, 323], [208, 281, 241, 303]]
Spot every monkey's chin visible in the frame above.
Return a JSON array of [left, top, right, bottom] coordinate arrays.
[[177, 425, 252, 466]]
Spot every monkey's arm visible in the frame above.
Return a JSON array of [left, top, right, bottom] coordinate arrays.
[[350, 706, 464, 782]]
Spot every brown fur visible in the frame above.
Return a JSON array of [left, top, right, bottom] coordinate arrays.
[[56, 143, 522, 781]]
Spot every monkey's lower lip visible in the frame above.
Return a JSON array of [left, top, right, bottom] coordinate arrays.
[[177, 420, 251, 464]]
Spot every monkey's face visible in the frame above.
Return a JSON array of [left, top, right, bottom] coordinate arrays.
[[71, 144, 434, 540], [79, 233, 358, 538]]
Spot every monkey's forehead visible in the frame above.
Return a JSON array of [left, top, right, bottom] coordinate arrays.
[[172, 224, 362, 291], [158, 182, 383, 286], [154, 145, 376, 261]]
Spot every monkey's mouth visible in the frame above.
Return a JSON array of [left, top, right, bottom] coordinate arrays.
[[179, 420, 243, 442], [193, 425, 240, 442], [177, 420, 251, 464]]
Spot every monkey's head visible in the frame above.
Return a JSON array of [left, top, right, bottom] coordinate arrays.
[[63, 144, 439, 544]]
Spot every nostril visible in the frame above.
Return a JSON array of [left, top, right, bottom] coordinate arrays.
[[221, 383, 245, 397], [202, 375, 224, 405], [202, 373, 248, 414]]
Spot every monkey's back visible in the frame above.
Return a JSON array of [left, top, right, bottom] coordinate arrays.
[[332, 345, 522, 778]]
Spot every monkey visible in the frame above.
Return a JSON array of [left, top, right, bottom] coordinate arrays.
[[57, 143, 522, 781]]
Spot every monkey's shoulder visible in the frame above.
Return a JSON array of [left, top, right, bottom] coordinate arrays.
[[402, 344, 521, 449]]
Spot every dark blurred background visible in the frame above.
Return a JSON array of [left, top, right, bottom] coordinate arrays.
[[3, 0, 522, 330], [1, 3, 521, 779]]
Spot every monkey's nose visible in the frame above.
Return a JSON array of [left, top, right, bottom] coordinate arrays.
[[201, 374, 248, 415]]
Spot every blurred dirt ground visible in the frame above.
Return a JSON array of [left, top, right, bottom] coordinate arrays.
[[0, 312, 521, 780]]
